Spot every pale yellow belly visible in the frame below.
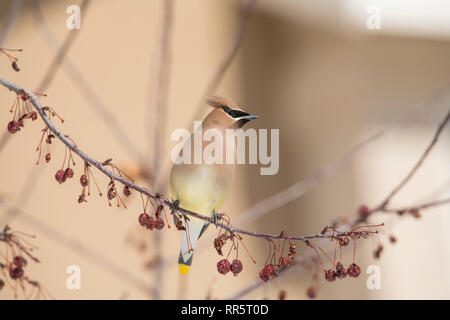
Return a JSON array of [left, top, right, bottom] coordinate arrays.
[[170, 163, 235, 217]]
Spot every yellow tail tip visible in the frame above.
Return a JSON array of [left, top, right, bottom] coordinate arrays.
[[179, 264, 190, 275]]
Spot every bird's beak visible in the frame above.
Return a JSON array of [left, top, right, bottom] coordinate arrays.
[[239, 113, 258, 121]]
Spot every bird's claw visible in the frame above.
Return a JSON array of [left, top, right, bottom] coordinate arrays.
[[212, 211, 220, 228], [170, 200, 180, 215]]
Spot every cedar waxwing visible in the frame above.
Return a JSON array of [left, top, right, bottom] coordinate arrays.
[[170, 95, 258, 275]]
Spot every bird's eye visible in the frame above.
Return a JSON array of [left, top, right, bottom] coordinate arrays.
[[221, 106, 249, 118]]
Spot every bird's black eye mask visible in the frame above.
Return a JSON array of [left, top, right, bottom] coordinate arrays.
[[221, 105, 250, 118]]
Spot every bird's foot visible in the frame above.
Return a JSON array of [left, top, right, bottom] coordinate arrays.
[[170, 199, 180, 215], [212, 211, 221, 228]]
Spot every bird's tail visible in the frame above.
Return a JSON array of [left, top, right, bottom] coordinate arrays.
[[178, 219, 206, 275]]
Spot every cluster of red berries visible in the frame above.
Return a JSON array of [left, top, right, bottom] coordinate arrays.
[[9, 256, 27, 280], [138, 205, 166, 231], [324, 262, 361, 282], [216, 259, 243, 276], [258, 234, 296, 282], [7, 90, 38, 135], [55, 168, 74, 184], [259, 263, 278, 282]]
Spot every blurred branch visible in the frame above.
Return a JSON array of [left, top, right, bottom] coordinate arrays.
[[0, 196, 156, 298], [148, 0, 173, 185], [0, 0, 24, 46], [30, 0, 145, 164], [35, 0, 91, 92], [148, 0, 175, 300], [191, 0, 257, 121]]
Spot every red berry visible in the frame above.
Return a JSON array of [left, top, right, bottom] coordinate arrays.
[[29, 111, 38, 121], [358, 205, 370, 218], [7, 121, 19, 134], [335, 262, 347, 279], [65, 168, 74, 179], [146, 216, 155, 230], [217, 259, 231, 275], [306, 286, 316, 298], [13, 256, 27, 268], [324, 269, 336, 282], [138, 213, 150, 227], [123, 186, 131, 197], [230, 259, 243, 276], [80, 174, 88, 187], [259, 269, 270, 282], [154, 217, 164, 230], [55, 169, 66, 184], [0, 279, 4, 290], [45, 153, 51, 163], [263, 264, 278, 277], [347, 263, 361, 278], [9, 267, 24, 280]]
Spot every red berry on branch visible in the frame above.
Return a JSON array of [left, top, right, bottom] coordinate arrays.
[[146, 216, 155, 230], [154, 217, 165, 230], [123, 186, 131, 197], [306, 286, 316, 298], [7, 121, 19, 134], [29, 111, 38, 121], [217, 259, 231, 275], [347, 263, 361, 278], [264, 264, 278, 277], [55, 169, 66, 184], [65, 168, 74, 179], [13, 256, 27, 268], [80, 174, 88, 187], [138, 213, 150, 227], [9, 267, 24, 280], [358, 205, 370, 219], [259, 269, 270, 282], [230, 259, 243, 276], [45, 153, 51, 163], [335, 262, 347, 279], [324, 269, 336, 282]]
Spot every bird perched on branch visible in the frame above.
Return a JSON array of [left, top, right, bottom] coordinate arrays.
[[170, 95, 258, 275]]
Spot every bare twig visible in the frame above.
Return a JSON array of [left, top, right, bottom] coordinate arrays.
[[375, 108, 450, 212]]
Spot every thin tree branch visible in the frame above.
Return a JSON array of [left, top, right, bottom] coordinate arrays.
[[0, 77, 349, 243], [374, 108, 450, 212]]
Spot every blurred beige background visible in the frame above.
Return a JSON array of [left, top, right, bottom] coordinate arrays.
[[0, 0, 449, 299]]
